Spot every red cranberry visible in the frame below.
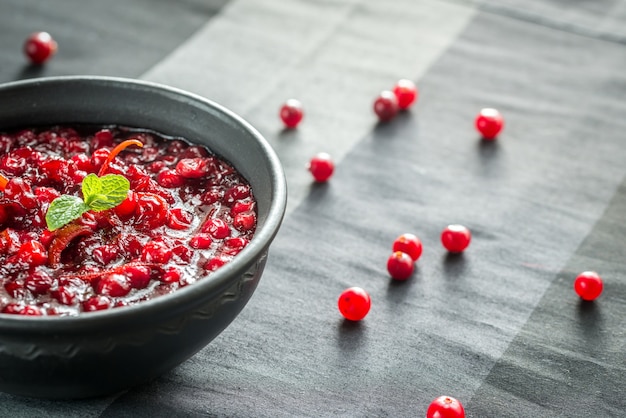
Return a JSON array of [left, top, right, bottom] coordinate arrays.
[[156, 168, 185, 188], [92, 129, 114, 149], [0, 155, 27, 176], [205, 256, 228, 272], [223, 237, 249, 255], [234, 212, 256, 231], [114, 190, 138, 218], [2, 304, 22, 315], [124, 265, 152, 289], [230, 200, 254, 216], [23, 32, 58, 65], [0, 205, 8, 226], [373, 90, 399, 122], [223, 185, 251, 205], [24, 270, 53, 295], [308, 152, 334, 182], [93, 245, 119, 265], [201, 187, 223, 204], [176, 158, 209, 179], [338, 287, 371, 321], [172, 244, 193, 263], [279, 99, 304, 128], [141, 241, 173, 264], [180, 145, 209, 159], [53, 286, 77, 305], [392, 79, 418, 110], [70, 153, 92, 171], [167, 208, 193, 230], [426, 396, 465, 418], [2, 303, 42, 316], [119, 234, 143, 258], [475, 108, 504, 140], [34, 186, 61, 205], [574, 271, 603, 301], [147, 161, 167, 173], [202, 218, 230, 239], [4, 280, 25, 298], [387, 251, 414, 280], [83, 295, 113, 312], [90, 148, 111, 172], [4, 178, 38, 210], [189, 233, 213, 249], [441, 225, 471, 253], [40, 159, 69, 183], [39, 229, 55, 247], [161, 267, 181, 283], [97, 273, 132, 297], [22, 305, 43, 316], [392, 233, 423, 261], [17, 240, 47, 266], [134, 193, 169, 229]]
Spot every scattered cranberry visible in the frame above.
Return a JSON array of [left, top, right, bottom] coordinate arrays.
[[426, 396, 465, 418], [441, 225, 471, 253], [279, 99, 304, 129], [308, 152, 334, 182], [338, 287, 371, 321], [392, 79, 418, 110], [574, 271, 604, 301], [387, 251, 414, 280], [475, 108, 504, 140], [373, 90, 399, 122], [23, 31, 58, 65], [392, 233, 423, 261]]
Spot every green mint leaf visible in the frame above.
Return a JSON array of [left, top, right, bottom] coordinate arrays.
[[45, 195, 89, 231], [84, 174, 130, 212], [81, 173, 102, 200]]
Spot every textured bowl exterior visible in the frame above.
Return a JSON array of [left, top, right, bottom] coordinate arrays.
[[0, 76, 287, 399]]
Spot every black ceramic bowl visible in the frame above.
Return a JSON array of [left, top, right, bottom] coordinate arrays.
[[0, 76, 287, 399]]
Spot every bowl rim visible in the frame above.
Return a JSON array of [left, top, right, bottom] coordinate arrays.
[[0, 75, 287, 332]]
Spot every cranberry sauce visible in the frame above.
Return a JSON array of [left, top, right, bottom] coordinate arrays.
[[0, 125, 257, 316]]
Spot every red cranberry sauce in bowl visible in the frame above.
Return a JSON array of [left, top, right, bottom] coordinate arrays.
[[0, 125, 257, 317]]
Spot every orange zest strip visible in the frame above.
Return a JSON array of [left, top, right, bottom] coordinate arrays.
[[0, 173, 9, 191], [59, 261, 160, 283], [48, 224, 94, 267], [98, 139, 144, 176]]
